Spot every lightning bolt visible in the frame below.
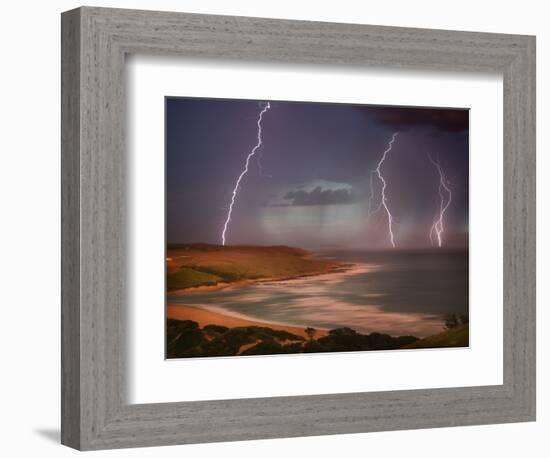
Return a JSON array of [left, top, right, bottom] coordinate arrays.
[[367, 132, 399, 248], [221, 102, 271, 246], [428, 154, 452, 248], [256, 148, 271, 178]]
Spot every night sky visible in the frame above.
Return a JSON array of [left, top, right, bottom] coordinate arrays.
[[166, 97, 469, 250]]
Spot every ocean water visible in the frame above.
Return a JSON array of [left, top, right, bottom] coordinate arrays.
[[169, 250, 469, 338]]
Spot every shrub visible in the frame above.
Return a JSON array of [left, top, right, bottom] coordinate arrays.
[[241, 339, 284, 355], [203, 324, 229, 335], [305, 327, 317, 340], [166, 327, 207, 358]]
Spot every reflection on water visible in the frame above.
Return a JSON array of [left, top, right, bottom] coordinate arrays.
[[169, 250, 469, 337]]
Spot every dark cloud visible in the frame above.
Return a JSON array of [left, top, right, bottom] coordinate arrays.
[[367, 107, 469, 132], [284, 186, 355, 206]]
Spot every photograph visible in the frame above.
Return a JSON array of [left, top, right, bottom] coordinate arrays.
[[1, 1, 539, 454], [165, 97, 470, 359]]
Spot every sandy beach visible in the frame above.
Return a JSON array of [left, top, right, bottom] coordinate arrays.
[[167, 304, 328, 339]]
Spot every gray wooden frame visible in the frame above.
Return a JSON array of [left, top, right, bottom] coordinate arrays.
[[61, 6, 536, 451]]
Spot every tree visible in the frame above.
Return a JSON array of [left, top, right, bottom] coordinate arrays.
[[305, 327, 317, 341]]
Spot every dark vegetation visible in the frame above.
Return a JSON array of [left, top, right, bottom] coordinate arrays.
[[166, 319, 420, 359], [443, 313, 469, 330], [404, 324, 469, 349]]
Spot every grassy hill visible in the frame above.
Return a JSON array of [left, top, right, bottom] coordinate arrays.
[[403, 324, 469, 349], [166, 244, 341, 291]]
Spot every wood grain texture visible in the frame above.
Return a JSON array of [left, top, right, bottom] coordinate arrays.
[[60, 7, 81, 449], [61, 6, 536, 450]]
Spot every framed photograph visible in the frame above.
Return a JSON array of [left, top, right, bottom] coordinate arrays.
[[165, 98, 470, 359], [61, 6, 535, 450]]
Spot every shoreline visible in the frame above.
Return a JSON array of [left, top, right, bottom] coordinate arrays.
[[166, 304, 329, 339], [167, 262, 356, 296]]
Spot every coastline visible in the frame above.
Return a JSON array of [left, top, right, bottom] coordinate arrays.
[[167, 304, 329, 339], [167, 262, 355, 295]]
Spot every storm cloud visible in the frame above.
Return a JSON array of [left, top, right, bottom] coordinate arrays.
[[359, 106, 469, 132], [284, 186, 355, 206], [166, 97, 469, 248]]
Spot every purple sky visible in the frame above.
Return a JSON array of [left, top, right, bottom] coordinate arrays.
[[166, 97, 469, 250]]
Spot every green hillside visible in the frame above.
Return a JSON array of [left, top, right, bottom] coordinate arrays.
[[403, 324, 469, 349], [166, 244, 341, 291]]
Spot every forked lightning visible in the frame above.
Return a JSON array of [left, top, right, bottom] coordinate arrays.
[[221, 102, 271, 246]]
